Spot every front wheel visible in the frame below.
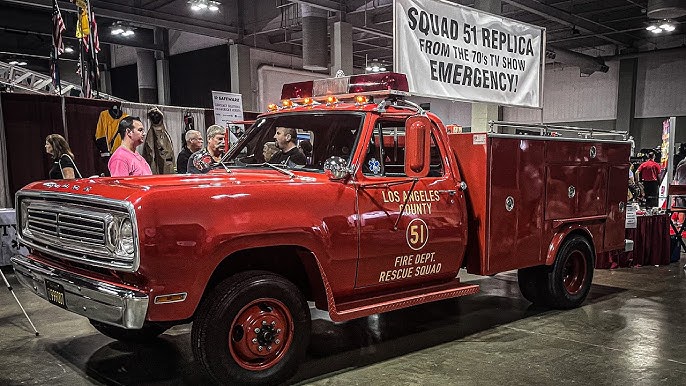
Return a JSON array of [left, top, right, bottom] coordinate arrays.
[[191, 271, 311, 386], [543, 235, 595, 309]]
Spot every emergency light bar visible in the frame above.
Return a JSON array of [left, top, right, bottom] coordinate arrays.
[[280, 72, 410, 101]]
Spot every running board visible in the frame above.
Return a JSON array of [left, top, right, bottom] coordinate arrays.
[[329, 279, 479, 322]]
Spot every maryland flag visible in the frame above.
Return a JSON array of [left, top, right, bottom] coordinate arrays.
[[76, 8, 90, 39]]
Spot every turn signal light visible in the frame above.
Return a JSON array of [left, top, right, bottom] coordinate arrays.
[[326, 96, 338, 105], [267, 103, 278, 112], [282, 99, 294, 108]]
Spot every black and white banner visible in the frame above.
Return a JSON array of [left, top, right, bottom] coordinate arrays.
[[394, 0, 545, 108]]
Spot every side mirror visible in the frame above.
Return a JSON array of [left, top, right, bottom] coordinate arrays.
[[324, 156, 351, 180], [404, 115, 431, 178]]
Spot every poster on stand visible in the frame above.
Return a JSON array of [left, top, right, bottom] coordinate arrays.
[[212, 91, 244, 146], [659, 117, 676, 209], [393, 0, 545, 108]]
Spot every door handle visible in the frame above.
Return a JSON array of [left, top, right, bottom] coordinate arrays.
[[437, 189, 457, 196]]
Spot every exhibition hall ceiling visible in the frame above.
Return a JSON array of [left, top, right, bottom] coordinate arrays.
[[0, 0, 684, 74]]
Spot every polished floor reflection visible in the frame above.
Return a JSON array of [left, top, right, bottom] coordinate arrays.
[[1, 260, 685, 385]]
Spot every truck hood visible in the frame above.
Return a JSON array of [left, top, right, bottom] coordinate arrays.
[[23, 169, 323, 201]]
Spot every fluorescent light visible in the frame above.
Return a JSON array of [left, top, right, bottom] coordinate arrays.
[[365, 66, 372, 71], [208, 4, 219, 11], [111, 28, 124, 35], [191, 4, 201, 10], [9, 60, 18, 65], [18, 61, 27, 66], [651, 27, 663, 34], [198, 2, 208, 8], [664, 25, 676, 32], [122, 29, 134, 36], [646, 25, 656, 31], [659, 23, 671, 29], [64, 47, 74, 53], [379, 67, 386, 72]]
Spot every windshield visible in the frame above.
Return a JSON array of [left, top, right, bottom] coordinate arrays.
[[224, 112, 365, 172]]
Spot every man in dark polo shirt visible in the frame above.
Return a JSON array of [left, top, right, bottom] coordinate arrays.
[[176, 130, 203, 173]]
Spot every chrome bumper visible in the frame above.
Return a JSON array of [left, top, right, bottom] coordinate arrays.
[[625, 239, 634, 252], [10, 254, 149, 329]]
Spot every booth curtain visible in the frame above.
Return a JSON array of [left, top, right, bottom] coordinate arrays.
[[122, 102, 206, 158], [1, 93, 64, 202]]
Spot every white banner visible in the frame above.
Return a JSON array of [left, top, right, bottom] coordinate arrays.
[[394, 0, 545, 108], [212, 91, 244, 128]]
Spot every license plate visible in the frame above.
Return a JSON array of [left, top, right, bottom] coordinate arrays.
[[45, 279, 67, 309]]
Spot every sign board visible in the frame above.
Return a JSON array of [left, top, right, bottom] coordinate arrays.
[[212, 91, 244, 127], [625, 204, 637, 229], [659, 117, 676, 209], [393, 0, 545, 108]]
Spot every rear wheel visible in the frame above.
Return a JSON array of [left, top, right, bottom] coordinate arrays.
[[90, 320, 167, 343], [517, 265, 546, 305], [543, 235, 594, 309], [191, 271, 310, 386]]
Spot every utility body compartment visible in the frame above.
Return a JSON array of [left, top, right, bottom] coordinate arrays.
[[450, 132, 630, 276]]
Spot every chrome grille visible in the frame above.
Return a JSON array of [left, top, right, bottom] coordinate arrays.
[[17, 192, 139, 272], [27, 207, 106, 245]]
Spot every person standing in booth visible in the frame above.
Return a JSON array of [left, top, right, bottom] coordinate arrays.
[[45, 134, 82, 179], [176, 130, 203, 174], [188, 125, 226, 174], [108, 117, 152, 177], [638, 151, 661, 208]]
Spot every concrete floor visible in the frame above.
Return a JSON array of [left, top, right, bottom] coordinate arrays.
[[1, 261, 686, 386]]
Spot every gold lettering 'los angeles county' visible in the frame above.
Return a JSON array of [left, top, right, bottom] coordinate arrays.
[[382, 190, 441, 215]]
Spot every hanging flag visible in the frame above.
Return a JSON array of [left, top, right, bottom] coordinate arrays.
[[50, 50, 61, 92], [52, 0, 66, 55], [90, 11, 100, 53]]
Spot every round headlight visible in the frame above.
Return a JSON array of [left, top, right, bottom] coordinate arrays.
[[118, 219, 135, 255]]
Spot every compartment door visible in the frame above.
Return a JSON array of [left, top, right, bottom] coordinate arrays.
[[604, 165, 629, 250]]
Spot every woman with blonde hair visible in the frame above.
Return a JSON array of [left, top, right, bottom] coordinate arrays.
[[45, 134, 81, 179]]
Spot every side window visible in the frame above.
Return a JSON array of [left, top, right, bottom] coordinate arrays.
[[362, 120, 444, 177]]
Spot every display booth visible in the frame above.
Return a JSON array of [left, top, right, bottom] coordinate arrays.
[[0, 92, 222, 208]]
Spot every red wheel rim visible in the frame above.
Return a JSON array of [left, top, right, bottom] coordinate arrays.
[[562, 249, 587, 295], [228, 298, 294, 371]]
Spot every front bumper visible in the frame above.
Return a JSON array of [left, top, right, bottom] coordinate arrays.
[[11, 254, 149, 329]]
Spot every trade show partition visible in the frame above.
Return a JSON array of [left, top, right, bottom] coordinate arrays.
[[0, 92, 216, 207]]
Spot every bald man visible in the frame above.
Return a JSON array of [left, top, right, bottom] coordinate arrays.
[[177, 130, 203, 174]]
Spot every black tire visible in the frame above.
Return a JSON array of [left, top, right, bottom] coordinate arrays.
[[90, 320, 168, 343], [542, 235, 595, 309], [517, 265, 546, 305], [191, 271, 311, 386]]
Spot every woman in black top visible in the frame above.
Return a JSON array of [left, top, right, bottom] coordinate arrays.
[[45, 134, 80, 179]]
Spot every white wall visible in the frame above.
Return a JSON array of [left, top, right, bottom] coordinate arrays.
[[635, 50, 686, 118], [503, 61, 619, 123]]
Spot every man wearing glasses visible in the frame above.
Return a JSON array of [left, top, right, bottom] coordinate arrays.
[[176, 130, 203, 174]]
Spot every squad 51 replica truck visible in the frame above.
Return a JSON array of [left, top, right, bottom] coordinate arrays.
[[12, 73, 630, 385]]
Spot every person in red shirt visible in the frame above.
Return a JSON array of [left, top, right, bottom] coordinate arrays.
[[637, 151, 661, 208]]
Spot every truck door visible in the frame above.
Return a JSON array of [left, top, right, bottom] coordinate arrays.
[[354, 117, 467, 289]]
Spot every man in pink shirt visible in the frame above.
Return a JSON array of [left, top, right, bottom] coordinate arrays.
[[108, 117, 153, 177]]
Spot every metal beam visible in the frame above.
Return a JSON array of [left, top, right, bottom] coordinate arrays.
[[500, 0, 632, 46], [0, 0, 239, 40], [143, 0, 178, 10], [286, 0, 343, 13], [352, 26, 391, 39]]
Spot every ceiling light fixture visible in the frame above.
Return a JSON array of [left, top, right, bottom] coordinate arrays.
[[110, 22, 135, 37], [8, 60, 18, 65], [646, 19, 676, 34], [64, 46, 74, 53], [188, 0, 220, 12], [365, 59, 389, 73]]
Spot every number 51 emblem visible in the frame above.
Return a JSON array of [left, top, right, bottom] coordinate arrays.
[[406, 218, 429, 251]]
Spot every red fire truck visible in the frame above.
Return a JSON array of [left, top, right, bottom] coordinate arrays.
[[11, 72, 631, 385]]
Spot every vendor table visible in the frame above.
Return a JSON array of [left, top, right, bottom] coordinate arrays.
[[596, 213, 671, 269], [0, 208, 26, 266]]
